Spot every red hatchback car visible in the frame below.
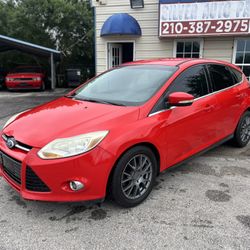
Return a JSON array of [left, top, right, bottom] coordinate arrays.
[[5, 66, 46, 90], [1, 58, 250, 207]]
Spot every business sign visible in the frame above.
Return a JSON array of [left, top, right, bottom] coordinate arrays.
[[159, 0, 250, 37]]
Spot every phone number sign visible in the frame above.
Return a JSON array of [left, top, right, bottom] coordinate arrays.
[[159, 0, 250, 37], [161, 19, 250, 36]]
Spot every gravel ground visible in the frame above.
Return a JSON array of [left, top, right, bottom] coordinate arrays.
[[0, 90, 249, 250]]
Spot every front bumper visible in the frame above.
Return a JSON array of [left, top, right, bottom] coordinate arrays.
[[6, 81, 42, 90], [0, 137, 115, 202]]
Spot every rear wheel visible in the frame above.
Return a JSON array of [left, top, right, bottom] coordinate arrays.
[[110, 146, 157, 208], [233, 111, 250, 147]]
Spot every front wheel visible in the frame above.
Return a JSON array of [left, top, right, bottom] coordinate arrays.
[[110, 146, 157, 208], [233, 111, 250, 147]]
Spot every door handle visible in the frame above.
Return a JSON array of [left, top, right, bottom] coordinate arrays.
[[204, 104, 215, 112]]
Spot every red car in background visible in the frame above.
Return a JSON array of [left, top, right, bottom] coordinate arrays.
[[1, 58, 250, 207], [5, 66, 46, 90]]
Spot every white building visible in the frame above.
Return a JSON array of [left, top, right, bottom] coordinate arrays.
[[91, 0, 250, 78]]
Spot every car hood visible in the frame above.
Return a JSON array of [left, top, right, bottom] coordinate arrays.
[[3, 97, 140, 148]]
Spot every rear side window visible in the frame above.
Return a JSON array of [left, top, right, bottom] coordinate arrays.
[[167, 65, 209, 98], [207, 64, 235, 91], [230, 67, 243, 83]]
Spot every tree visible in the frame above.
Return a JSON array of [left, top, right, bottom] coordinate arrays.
[[0, 0, 94, 84]]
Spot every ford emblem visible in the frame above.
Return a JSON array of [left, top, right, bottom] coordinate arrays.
[[6, 138, 16, 149]]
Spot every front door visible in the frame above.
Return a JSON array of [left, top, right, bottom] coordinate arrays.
[[159, 65, 218, 167]]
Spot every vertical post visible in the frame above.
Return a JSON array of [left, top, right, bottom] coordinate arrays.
[[50, 53, 56, 90]]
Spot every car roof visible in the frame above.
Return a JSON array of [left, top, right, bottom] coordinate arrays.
[[123, 58, 234, 67]]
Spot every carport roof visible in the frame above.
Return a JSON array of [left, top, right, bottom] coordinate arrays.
[[0, 34, 61, 60]]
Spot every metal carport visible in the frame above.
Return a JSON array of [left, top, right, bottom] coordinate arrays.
[[0, 34, 61, 90]]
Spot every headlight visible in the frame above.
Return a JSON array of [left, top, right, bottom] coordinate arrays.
[[38, 131, 109, 159], [3, 110, 29, 129], [6, 77, 14, 82], [33, 77, 41, 81]]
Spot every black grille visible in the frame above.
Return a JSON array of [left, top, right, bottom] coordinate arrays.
[[0, 152, 21, 185], [14, 78, 33, 81], [25, 166, 50, 192], [17, 140, 33, 151]]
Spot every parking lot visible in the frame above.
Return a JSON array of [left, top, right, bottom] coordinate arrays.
[[0, 90, 249, 250]]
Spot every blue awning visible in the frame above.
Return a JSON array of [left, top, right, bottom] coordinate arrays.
[[101, 13, 142, 37]]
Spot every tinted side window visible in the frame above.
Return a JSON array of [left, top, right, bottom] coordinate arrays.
[[167, 65, 209, 98], [230, 67, 243, 83], [208, 64, 235, 91]]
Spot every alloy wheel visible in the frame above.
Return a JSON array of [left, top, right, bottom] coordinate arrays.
[[121, 154, 153, 200], [240, 116, 250, 143]]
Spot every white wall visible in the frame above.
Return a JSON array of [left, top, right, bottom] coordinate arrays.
[[94, 0, 234, 74], [203, 37, 234, 62]]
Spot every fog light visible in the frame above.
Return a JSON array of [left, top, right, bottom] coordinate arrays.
[[69, 181, 84, 191]]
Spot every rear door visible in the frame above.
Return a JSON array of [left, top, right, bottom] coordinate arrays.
[[206, 64, 243, 138]]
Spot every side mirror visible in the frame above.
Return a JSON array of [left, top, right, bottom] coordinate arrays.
[[168, 92, 195, 107]]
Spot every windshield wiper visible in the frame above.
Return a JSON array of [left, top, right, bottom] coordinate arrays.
[[65, 95, 126, 106], [83, 98, 126, 106], [64, 94, 76, 98]]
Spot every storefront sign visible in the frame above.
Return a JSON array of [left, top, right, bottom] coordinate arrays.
[[159, 0, 250, 37]]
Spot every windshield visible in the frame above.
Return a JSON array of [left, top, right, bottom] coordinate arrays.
[[72, 65, 178, 106]]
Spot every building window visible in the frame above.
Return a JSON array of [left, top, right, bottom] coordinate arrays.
[[174, 40, 203, 58], [234, 39, 250, 80]]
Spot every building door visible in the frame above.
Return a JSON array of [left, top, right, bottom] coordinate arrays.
[[108, 42, 134, 69], [108, 43, 122, 68]]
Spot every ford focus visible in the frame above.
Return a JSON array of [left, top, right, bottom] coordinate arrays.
[[1, 58, 250, 207]]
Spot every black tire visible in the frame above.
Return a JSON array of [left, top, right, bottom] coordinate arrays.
[[233, 111, 250, 148], [110, 146, 157, 208]]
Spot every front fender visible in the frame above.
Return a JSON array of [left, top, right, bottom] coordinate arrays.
[[99, 117, 166, 171]]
